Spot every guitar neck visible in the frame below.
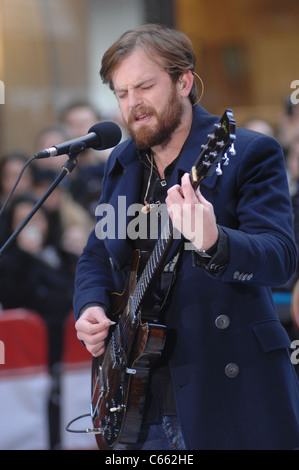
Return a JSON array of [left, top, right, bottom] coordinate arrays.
[[132, 217, 174, 316]]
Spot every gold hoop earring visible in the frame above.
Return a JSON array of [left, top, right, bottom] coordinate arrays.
[[192, 72, 204, 106]]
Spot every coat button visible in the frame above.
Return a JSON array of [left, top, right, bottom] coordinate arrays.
[[215, 315, 230, 329], [225, 363, 240, 378]]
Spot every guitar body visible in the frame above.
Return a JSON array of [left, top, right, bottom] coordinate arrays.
[[91, 250, 166, 450]]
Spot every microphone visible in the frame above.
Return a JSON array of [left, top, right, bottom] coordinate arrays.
[[35, 121, 122, 159]]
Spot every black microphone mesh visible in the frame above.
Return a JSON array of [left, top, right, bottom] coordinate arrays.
[[88, 121, 122, 150]]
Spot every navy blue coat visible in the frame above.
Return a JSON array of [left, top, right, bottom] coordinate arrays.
[[74, 105, 299, 449]]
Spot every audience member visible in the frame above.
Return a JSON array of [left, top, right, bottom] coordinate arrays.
[[276, 105, 299, 342], [59, 101, 112, 216], [32, 169, 93, 254], [0, 152, 35, 245], [34, 124, 73, 173], [0, 151, 34, 205], [278, 96, 299, 152], [0, 193, 75, 366], [285, 136, 299, 200], [245, 118, 275, 137]]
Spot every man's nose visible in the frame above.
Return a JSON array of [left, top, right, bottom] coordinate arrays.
[[128, 88, 143, 109]]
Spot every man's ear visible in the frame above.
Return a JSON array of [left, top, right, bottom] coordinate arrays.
[[178, 70, 194, 97]]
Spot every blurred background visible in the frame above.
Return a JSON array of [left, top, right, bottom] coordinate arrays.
[[0, 0, 299, 451], [0, 0, 298, 154]]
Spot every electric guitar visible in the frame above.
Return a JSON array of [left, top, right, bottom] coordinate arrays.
[[90, 109, 236, 450]]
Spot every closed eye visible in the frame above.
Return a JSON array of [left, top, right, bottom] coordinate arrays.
[[116, 91, 128, 100], [141, 84, 154, 91], [115, 81, 155, 99]]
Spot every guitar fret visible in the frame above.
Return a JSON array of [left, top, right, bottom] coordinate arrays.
[[158, 239, 162, 257], [155, 246, 160, 265], [131, 299, 136, 317], [152, 251, 157, 269]]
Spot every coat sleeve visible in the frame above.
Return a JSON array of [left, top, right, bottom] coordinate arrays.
[[217, 131, 297, 287], [73, 229, 115, 321], [73, 140, 139, 322], [73, 152, 117, 321]]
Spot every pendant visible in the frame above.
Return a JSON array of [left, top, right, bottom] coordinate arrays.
[[141, 203, 150, 214]]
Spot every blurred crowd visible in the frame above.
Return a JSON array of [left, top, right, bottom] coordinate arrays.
[[0, 101, 117, 368], [244, 98, 299, 338], [0, 101, 128, 448]]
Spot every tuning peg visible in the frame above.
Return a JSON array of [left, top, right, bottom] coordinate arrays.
[[215, 162, 223, 175], [229, 143, 236, 156], [222, 153, 230, 166]]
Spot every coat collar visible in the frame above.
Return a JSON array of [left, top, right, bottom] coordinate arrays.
[[170, 105, 221, 189]]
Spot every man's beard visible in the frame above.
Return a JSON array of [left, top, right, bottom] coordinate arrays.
[[127, 85, 183, 150]]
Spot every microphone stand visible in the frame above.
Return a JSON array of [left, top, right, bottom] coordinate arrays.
[[0, 142, 85, 259]]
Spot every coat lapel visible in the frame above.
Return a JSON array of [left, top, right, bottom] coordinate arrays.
[[170, 105, 222, 191], [162, 106, 222, 262], [103, 156, 144, 270]]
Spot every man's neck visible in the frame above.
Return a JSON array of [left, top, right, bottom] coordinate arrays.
[[151, 105, 193, 178]]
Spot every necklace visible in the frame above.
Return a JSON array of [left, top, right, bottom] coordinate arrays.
[[141, 152, 154, 214]]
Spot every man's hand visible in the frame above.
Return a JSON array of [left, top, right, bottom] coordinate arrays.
[[75, 306, 113, 357], [166, 173, 218, 250]]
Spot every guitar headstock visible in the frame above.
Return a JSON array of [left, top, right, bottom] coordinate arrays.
[[190, 109, 236, 190]]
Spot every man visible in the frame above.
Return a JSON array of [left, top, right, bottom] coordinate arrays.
[[74, 24, 299, 450]]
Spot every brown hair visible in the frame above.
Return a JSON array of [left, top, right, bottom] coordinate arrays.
[[100, 24, 198, 105]]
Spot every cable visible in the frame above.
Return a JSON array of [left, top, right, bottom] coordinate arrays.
[[0, 155, 37, 218]]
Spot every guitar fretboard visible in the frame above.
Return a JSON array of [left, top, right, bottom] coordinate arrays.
[[132, 217, 174, 317]]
